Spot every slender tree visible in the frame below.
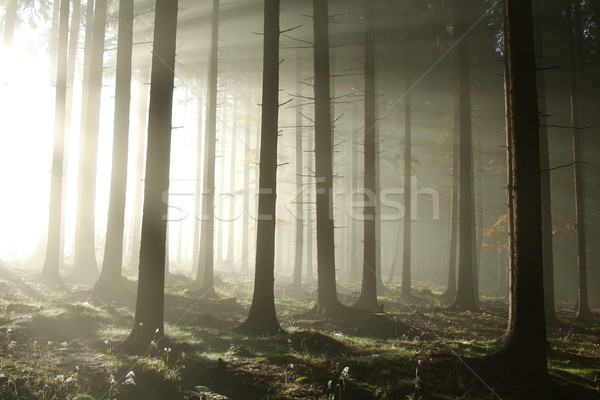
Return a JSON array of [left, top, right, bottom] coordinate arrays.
[[241, 97, 252, 273], [354, 0, 379, 312], [491, 0, 548, 380], [128, 0, 178, 351], [312, 0, 365, 320], [442, 101, 459, 300], [565, 0, 592, 321], [237, 0, 282, 336], [94, 0, 134, 300], [450, 0, 478, 311], [70, 0, 107, 284], [401, 26, 414, 302], [41, 0, 69, 287], [194, 0, 220, 296], [532, 0, 559, 325], [291, 63, 305, 294]]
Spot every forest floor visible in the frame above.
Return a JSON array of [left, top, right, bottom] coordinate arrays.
[[0, 264, 599, 400]]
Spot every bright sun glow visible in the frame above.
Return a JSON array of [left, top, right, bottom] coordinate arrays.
[[0, 43, 55, 262]]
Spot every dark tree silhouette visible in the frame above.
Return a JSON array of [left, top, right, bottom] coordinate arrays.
[[491, 0, 548, 381], [532, 0, 559, 326], [94, 0, 135, 301], [313, 0, 345, 316], [353, 0, 379, 312], [565, 0, 592, 321], [128, 0, 179, 351], [237, 0, 283, 336], [70, 0, 107, 285], [450, 0, 478, 311], [194, 0, 220, 297], [41, 0, 69, 287], [241, 97, 252, 273]]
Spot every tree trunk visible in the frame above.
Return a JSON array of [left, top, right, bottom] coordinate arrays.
[[192, 96, 204, 276], [451, 0, 478, 311], [442, 97, 459, 300], [216, 100, 228, 267], [127, 70, 150, 274], [496, 0, 548, 380], [41, 0, 70, 287], [70, 0, 107, 284], [195, 0, 219, 297], [241, 98, 252, 273], [565, 0, 591, 321], [354, 0, 378, 312], [532, 0, 559, 325], [47, 0, 60, 80], [129, 0, 178, 352], [401, 32, 413, 301], [237, 0, 282, 336], [94, 0, 134, 299], [226, 99, 238, 267], [292, 65, 304, 292], [313, 0, 344, 315]]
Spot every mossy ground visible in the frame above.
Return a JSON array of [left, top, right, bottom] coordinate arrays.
[[0, 265, 598, 399]]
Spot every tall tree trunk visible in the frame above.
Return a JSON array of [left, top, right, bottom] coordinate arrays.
[[70, 0, 107, 284], [237, 0, 282, 336], [216, 100, 228, 267], [292, 65, 304, 292], [241, 98, 252, 273], [442, 99, 459, 300], [401, 32, 413, 301], [532, 0, 559, 325], [565, 0, 591, 321], [192, 96, 204, 276], [350, 103, 360, 282], [313, 0, 343, 315], [354, 0, 378, 312], [451, 0, 478, 311], [41, 0, 70, 287], [127, 70, 150, 273], [129, 0, 178, 352], [195, 0, 219, 297], [306, 127, 315, 283], [501, 5, 513, 300], [226, 99, 238, 267], [495, 0, 548, 380], [94, 0, 134, 299]]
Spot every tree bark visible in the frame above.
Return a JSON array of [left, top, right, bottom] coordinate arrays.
[[41, 0, 70, 287], [129, 0, 178, 352], [195, 0, 220, 296], [237, 0, 282, 336], [70, 0, 107, 284], [241, 98, 252, 273], [496, 0, 548, 380], [354, 0, 378, 312], [442, 97, 459, 300], [292, 64, 304, 292], [532, 0, 559, 325], [313, 0, 344, 315], [450, 0, 478, 311], [401, 30, 413, 301], [94, 0, 134, 299], [127, 70, 150, 274], [565, 0, 591, 321]]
